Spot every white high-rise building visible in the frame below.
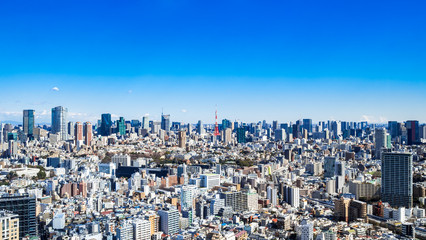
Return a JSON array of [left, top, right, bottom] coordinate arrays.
[[133, 219, 151, 240], [117, 221, 133, 240], [299, 221, 313, 240], [158, 208, 179, 236], [181, 185, 197, 210]]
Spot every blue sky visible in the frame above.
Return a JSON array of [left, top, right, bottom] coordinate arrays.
[[0, 0, 425, 124]]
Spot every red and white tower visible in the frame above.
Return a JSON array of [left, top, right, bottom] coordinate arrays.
[[214, 108, 220, 136]]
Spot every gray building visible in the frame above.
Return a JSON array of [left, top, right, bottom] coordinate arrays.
[[381, 152, 413, 208], [51, 106, 68, 140]]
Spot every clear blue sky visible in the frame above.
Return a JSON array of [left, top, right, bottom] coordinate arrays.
[[0, 0, 425, 124]]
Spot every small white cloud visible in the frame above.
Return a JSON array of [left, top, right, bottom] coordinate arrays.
[[51, 87, 60, 91], [181, 109, 187, 113], [144, 113, 150, 117]]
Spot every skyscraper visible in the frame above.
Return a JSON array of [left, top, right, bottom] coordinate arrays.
[[51, 106, 68, 140], [161, 114, 170, 132], [0, 194, 37, 238], [142, 116, 149, 130], [74, 122, 83, 145], [197, 120, 204, 135], [100, 113, 112, 136], [236, 127, 246, 143], [406, 120, 420, 145], [23, 109, 35, 138], [117, 117, 125, 136], [84, 122, 92, 146], [388, 121, 399, 139], [302, 119, 313, 133], [375, 128, 387, 159], [381, 152, 413, 208], [178, 130, 186, 148], [158, 208, 179, 236]]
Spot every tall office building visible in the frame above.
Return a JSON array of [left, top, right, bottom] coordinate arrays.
[[181, 185, 197, 210], [132, 219, 151, 240], [117, 117, 126, 136], [158, 209, 179, 236], [178, 130, 186, 148], [388, 121, 399, 139], [375, 128, 387, 159], [161, 114, 170, 132], [74, 122, 83, 145], [84, 122, 92, 146], [324, 157, 336, 178], [197, 120, 204, 135], [23, 109, 35, 138], [0, 194, 37, 238], [302, 119, 313, 133], [222, 128, 232, 144], [67, 121, 74, 138], [275, 129, 286, 142], [51, 106, 68, 140], [282, 185, 300, 208], [272, 120, 279, 131], [142, 116, 149, 130], [406, 120, 419, 145], [100, 113, 112, 136], [236, 127, 246, 143], [381, 152, 413, 208]]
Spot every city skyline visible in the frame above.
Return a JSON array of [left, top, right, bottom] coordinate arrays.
[[1, 1, 426, 123]]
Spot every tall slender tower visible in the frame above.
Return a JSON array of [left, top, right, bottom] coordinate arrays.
[[214, 108, 220, 136]]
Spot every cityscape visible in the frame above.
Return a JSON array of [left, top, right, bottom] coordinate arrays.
[[0, 108, 425, 240], [1, 0, 426, 240]]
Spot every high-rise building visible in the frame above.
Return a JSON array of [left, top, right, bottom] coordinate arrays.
[[222, 128, 232, 144], [23, 109, 35, 138], [382, 152, 413, 208], [178, 130, 186, 148], [158, 208, 179, 236], [302, 119, 313, 133], [132, 219, 151, 240], [0, 210, 19, 240], [197, 120, 204, 135], [406, 120, 420, 145], [67, 121, 74, 138], [181, 185, 197, 209], [375, 128, 387, 159], [117, 117, 126, 136], [324, 157, 336, 178], [0, 194, 37, 238], [51, 106, 68, 140], [142, 116, 149, 130], [145, 213, 159, 236], [84, 122, 92, 145], [74, 122, 83, 145], [282, 185, 300, 208], [100, 113, 112, 136], [299, 220, 313, 240], [275, 129, 286, 142], [272, 120, 279, 131], [161, 114, 170, 132], [388, 121, 399, 139], [236, 127, 246, 143]]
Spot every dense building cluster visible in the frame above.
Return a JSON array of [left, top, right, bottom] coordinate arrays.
[[0, 107, 426, 240]]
